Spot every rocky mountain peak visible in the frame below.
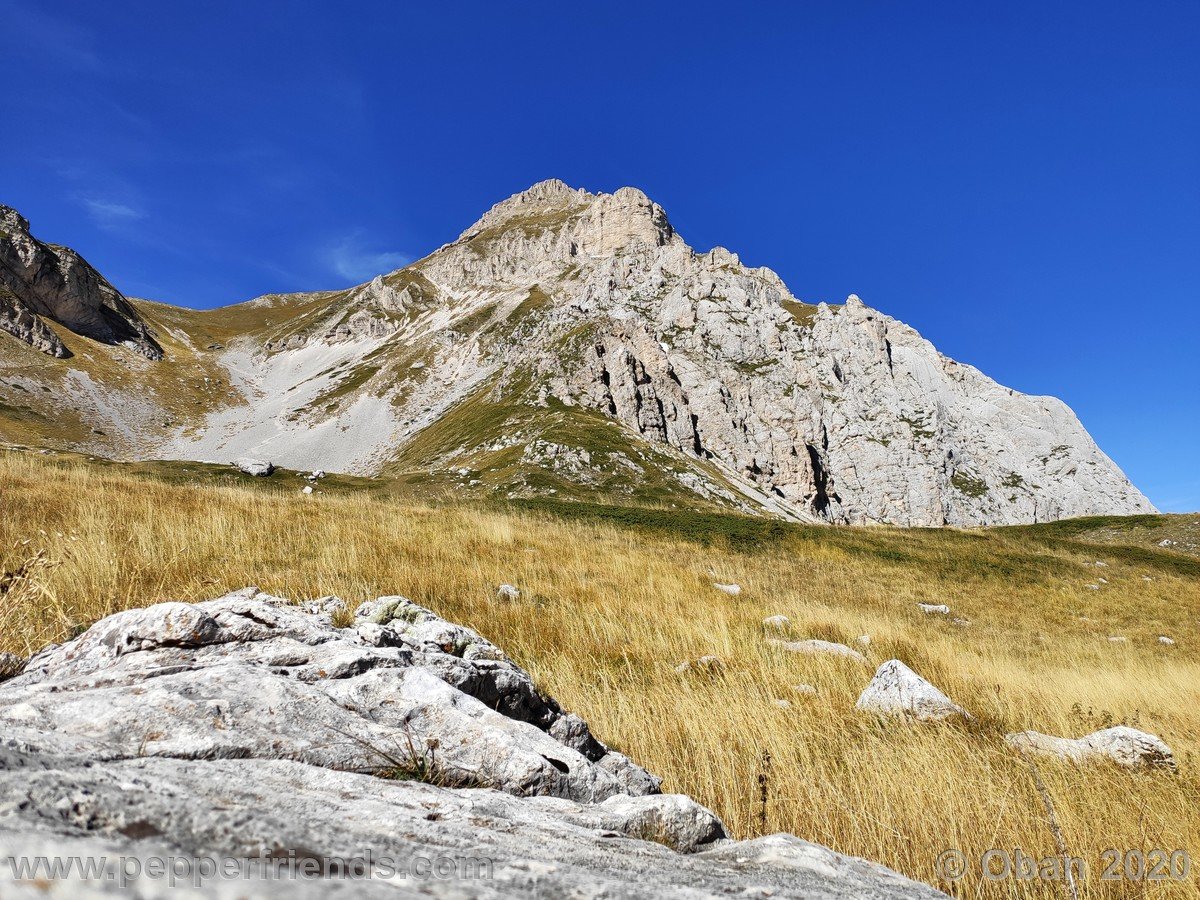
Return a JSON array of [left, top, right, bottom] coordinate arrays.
[[459, 178, 591, 240], [0, 204, 162, 360], [455, 180, 676, 261], [0, 204, 30, 233]]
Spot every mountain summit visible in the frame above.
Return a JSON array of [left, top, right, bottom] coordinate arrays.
[[0, 184, 1155, 525]]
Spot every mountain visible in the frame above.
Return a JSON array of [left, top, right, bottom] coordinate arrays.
[[0, 205, 161, 360], [0, 182, 1155, 525]]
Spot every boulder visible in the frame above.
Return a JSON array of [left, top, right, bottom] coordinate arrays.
[[0, 591, 944, 898], [234, 457, 275, 477], [855, 660, 970, 722], [1005, 727, 1174, 770]]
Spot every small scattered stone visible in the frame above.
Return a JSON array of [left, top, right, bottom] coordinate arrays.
[[761, 615, 790, 631], [675, 655, 724, 675], [793, 683, 818, 697], [1158, 636, 1175, 645], [497, 584, 521, 602], [713, 583, 741, 596], [766, 638, 867, 663], [917, 603, 950, 615]]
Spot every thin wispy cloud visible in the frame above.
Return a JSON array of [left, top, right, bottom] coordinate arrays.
[[0, 0, 104, 73], [326, 233, 410, 283], [80, 197, 146, 229]]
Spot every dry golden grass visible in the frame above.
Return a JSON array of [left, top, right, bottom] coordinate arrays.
[[2, 449, 1198, 898]]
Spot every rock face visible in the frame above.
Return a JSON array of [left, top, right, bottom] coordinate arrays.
[[0, 205, 162, 359], [855, 659, 970, 722], [0, 590, 943, 898], [1005, 727, 1175, 770], [1, 183, 1154, 526]]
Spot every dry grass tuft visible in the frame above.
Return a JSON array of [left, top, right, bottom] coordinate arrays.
[[1, 450, 1197, 898]]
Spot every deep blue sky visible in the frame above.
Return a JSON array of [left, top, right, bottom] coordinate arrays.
[[2, 2, 1196, 510]]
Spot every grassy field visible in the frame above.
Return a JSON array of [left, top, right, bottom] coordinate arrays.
[[1, 448, 1197, 898]]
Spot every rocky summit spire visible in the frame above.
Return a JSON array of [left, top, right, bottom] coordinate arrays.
[[457, 180, 675, 258]]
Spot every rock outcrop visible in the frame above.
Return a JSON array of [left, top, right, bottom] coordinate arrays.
[[0, 205, 162, 359], [0, 590, 944, 898]]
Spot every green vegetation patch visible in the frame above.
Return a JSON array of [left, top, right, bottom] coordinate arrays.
[[781, 299, 819, 328], [303, 363, 382, 413], [951, 471, 989, 498]]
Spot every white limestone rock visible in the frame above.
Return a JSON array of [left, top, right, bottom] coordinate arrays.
[[855, 659, 970, 722], [0, 591, 945, 898], [767, 638, 867, 663], [1005, 726, 1175, 770], [234, 457, 274, 477]]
